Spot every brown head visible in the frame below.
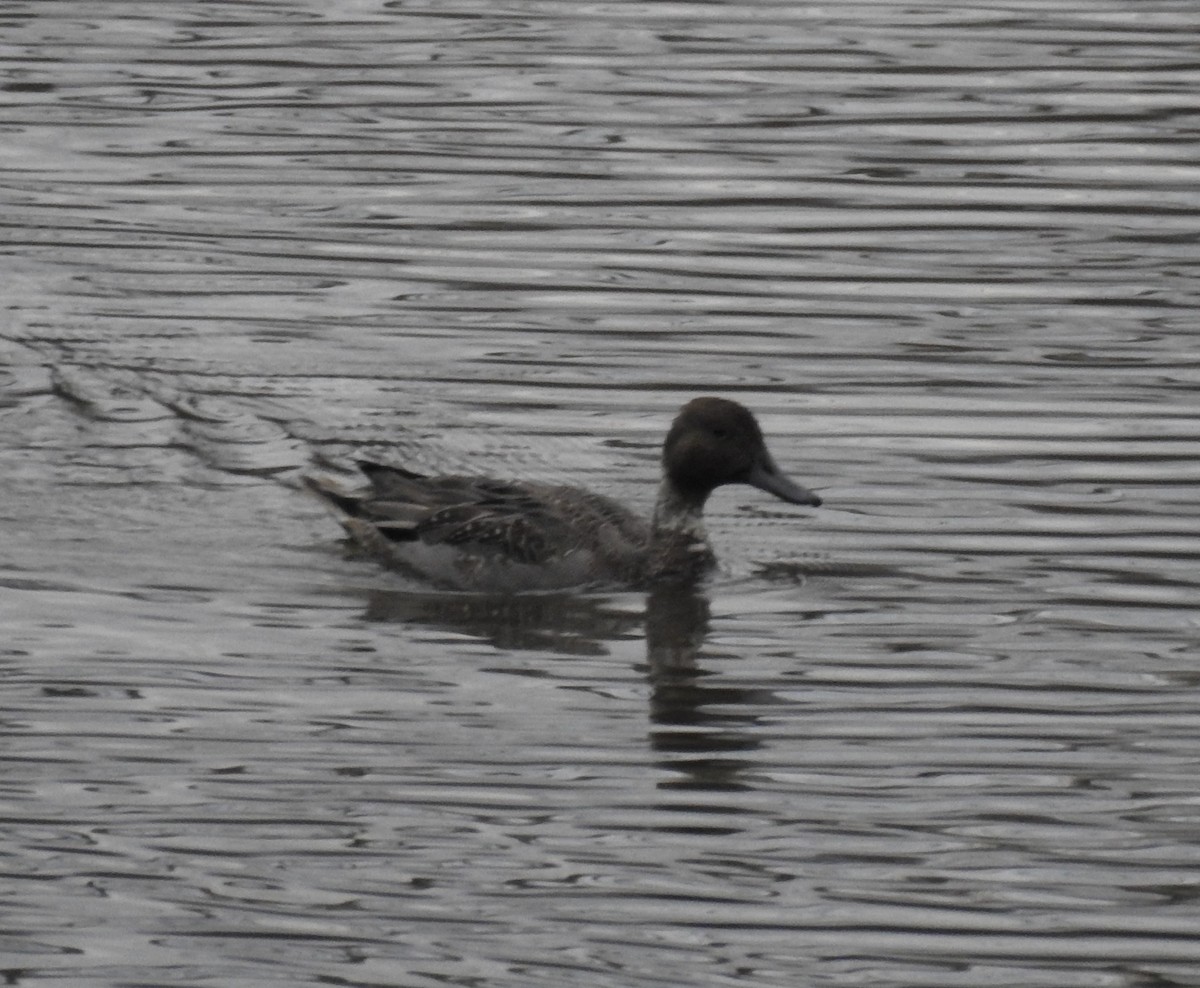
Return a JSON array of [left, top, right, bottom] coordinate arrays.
[[661, 397, 822, 508]]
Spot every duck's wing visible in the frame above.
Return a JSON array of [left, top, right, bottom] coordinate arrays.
[[405, 499, 576, 564], [307, 462, 651, 575], [356, 460, 514, 507], [308, 466, 585, 564]]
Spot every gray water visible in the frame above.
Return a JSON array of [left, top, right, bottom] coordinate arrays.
[[3, 1, 1200, 985]]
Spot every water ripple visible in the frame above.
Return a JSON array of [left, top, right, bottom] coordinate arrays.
[[3, 1, 1199, 986]]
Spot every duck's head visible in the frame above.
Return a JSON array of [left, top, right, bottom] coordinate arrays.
[[662, 397, 822, 508]]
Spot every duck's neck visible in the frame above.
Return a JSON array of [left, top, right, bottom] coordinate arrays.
[[651, 479, 710, 542], [648, 479, 716, 583]]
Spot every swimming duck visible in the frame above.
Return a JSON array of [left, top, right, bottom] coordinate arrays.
[[304, 396, 821, 592]]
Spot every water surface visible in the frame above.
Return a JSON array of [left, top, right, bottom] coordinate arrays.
[[3, 1, 1200, 985]]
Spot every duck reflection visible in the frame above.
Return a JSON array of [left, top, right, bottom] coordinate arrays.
[[361, 587, 641, 654], [362, 582, 766, 789], [643, 586, 764, 790], [361, 581, 717, 664]]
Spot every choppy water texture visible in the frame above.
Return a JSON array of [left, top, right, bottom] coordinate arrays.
[[3, 1, 1200, 985]]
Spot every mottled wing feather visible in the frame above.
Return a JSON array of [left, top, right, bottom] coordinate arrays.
[[414, 503, 572, 564], [359, 461, 518, 508], [540, 486, 649, 546], [312, 462, 652, 582]]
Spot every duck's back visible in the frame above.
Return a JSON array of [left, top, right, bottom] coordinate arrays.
[[307, 462, 653, 591]]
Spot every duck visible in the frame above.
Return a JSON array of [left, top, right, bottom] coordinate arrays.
[[304, 396, 821, 592]]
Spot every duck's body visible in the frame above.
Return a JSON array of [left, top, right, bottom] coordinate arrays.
[[305, 397, 821, 592]]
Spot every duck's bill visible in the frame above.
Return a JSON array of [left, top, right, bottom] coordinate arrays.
[[746, 456, 822, 507]]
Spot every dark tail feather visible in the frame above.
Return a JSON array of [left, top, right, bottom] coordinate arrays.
[[357, 460, 426, 481]]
